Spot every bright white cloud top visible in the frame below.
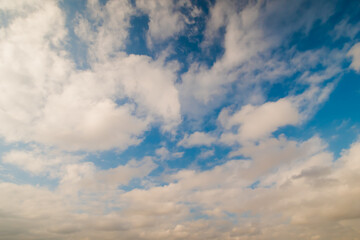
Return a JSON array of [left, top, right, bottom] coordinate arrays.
[[1, 0, 360, 239]]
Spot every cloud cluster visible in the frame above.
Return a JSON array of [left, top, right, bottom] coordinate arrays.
[[178, 131, 217, 148], [1, 0, 360, 239], [348, 43, 360, 72], [1, 136, 360, 239], [219, 98, 300, 144], [0, 0, 181, 151], [180, 0, 343, 122]]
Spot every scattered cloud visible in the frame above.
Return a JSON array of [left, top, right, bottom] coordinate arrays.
[[198, 149, 215, 159], [219, 98, 300, 144], [348, 43, 360, 72], [0, 0, 181, 151], [178, 131, 217, 148], [1, 147, 83, 177], [0, 0, 360, 239]]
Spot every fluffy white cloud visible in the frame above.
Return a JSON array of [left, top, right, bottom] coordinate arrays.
[[178, 131, 217, 148], [75, 0, 134, 62], [59, 157, 156, 195], [1, 147, 156, 194], [198, 149, 215, 159], [1, 147, 83, 177], [97, 55, 181, 131], [0, 0, 181, 151], [75, 0, 182, 131], [219, 98, 300, 144], [155, 147, 183, 160], [155, 146, 170, 160], [136, 0, 183, 44], [136, 0, 201, 46], [37, 96, 149, 151], [155, 146, 184, 161], [348, 42, 360, 72], [0, 0, 359, 239], [0, 1, 71, 141]]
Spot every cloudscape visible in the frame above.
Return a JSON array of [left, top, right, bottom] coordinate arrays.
[[1, 0, 360, 239]]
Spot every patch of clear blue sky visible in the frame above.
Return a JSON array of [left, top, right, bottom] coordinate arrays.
[[0, 10, 11, 28], [304, 71, 360, 157], [60, 0, 90, 69], [126, 14, 150, 56]]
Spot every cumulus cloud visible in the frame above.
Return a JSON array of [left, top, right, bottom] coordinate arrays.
[[74, 0, 134, 62], [97, 54, 181, 131], [1, 147, 83, 177], [178, 131, 217, 148], [0, 1, 72, 140], [1, 0, 360, 239], [136, 0, 182, 44], [155, 146, 183, 161], [136, 0, 201, 47], [59, 157, 156, 195], [0, 0, 181, 151], [1, 146, 156, 195], [75, 0, 183, 131], [198, 149, 215, 159], [155, 146, 170, 160], [219, 98, 300, 144], [348, 42, 360, 72]]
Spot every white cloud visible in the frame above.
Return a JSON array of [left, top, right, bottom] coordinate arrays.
[[0, 0, 182, 151], [155, 147, 170, 160], [172, 151, 184, 158], [119, 136, 360, 239], [136, 0, 200, 46], [198, 149, 215, 159], [156, 147, 184, 161], [179, 0, 336, 118], [219, 98, 300, 144], [75, 0, 183, 132], [348, 42, 360, 72], [218, 80, 336, 146], [0, 0, 43, 18], [178, 131, 217, 148], [59, 157, 157, 194], [332, 19, 360, 40], [1, 147, 83, 177], [1, 147, 156, 194], [37, 99, 149, 151], [136, 0, 184, 44], [75, 0, 134, 62], [0, 1, 358, 239], [0, 1, 73, 140], [98, 55, 181, 131]]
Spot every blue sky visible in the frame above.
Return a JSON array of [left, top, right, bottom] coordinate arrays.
[[1, 0, 360, 239]]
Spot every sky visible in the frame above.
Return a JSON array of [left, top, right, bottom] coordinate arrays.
[[0, 0, 360, 239]]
